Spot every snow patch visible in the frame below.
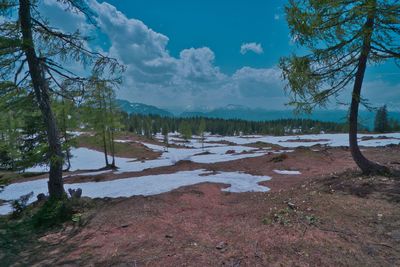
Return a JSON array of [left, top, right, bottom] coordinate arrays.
[[206, 133, 400, 148], [0, 170, 270, 215], [273, 170, 301, 175]]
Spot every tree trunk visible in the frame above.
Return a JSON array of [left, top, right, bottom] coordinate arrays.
[[19, 0, 64, 198], [61, 94, 71, 171], [102, 127, 109, 167], [97, 89, 109, 167], [349, 2, 388, 175], [108, 93, 116, 168]]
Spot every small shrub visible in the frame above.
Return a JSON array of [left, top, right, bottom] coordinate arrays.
[[11, 192, 34, 215], [31, 196, 73, 229], [273, 208, 292, 226], [269, 154, 288, 163], [262, 217, 272, 225], [71, 213, 83, 225], [304, 214, 320, 226]]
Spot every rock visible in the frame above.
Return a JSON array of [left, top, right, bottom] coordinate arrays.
[[225, 150, 235, 154], [165, 234, 173, 239], [287, 202, 296, 210], [37, 193, 47, 202], [68, 188, 82, 199], [216, 241, 228, 250]]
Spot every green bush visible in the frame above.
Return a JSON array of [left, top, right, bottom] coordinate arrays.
[[31, 197, 73, 229]]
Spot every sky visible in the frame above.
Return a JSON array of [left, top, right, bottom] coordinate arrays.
[[38, 0, 400, 111]]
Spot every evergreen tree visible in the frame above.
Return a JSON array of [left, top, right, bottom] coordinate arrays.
[[1, 0, 122, 198], [389, 118, 400, 132], [374, 105, 390, 133], [162, 123, 169, 151], [179, 122, 192, 141], [0, 86, 48, 171]]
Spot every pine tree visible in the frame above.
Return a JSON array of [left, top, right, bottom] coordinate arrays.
[[1, 0, 122, 198], [179, 122, 192, 141], [162, 123, 169, 151], [374, 105, 390, 133], [389, 118, 400, 131]]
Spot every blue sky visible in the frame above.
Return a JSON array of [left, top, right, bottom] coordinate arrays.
[[39, 0, 400, 111], [99, 0, 290, 74]]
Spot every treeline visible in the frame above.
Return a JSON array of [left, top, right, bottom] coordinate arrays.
[[121, 113, 351, 138], [374, 105, 400, 133], [2, 95, 398, 172]]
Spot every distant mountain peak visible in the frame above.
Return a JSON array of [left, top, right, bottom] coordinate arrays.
[[117, 99, 173, 117], [224, 104, 248, 110]]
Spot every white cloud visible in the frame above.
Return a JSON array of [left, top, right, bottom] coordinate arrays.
[[274, 14, 280, 20], [240, 42, 264, 55], [90, 1, 178, 84], [178, 47, 226, 83], [40, 0, 288, 110]]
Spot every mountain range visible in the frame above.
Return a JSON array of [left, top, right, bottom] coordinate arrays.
[[117, 99, 400, 129], [117, 99, 174, 117]]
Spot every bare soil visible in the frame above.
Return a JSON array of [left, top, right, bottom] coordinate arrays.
[[1, 146, 400, 266], [74, 133, 162, 160]]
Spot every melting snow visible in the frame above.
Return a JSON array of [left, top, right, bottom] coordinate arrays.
[[0, 170, 270, 215], [205, 133, 400, 147], [27, 144, 271, 174], [273, 170, 301, 175]]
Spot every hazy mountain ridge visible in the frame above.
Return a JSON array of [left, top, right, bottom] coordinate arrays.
[[117, 100, 400, 129], [117, 99, 174, 117]]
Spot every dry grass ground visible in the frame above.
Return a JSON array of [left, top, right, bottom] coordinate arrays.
[[1, 145, 399, 266]]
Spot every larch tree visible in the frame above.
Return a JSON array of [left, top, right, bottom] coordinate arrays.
[[1, 0, 122, 198], [280, 0, 400, 174], [84, 78, 110, 168]]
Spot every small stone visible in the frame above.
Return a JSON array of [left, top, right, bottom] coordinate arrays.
[[216, 241, 227, 250], [165, 234, 173, 239], [68, 188, 82, 199], [287, 202, 296, 210]]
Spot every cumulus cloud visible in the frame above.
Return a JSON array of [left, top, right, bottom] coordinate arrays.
[[40, 0, 287, 110], [178, 47, 226, 83], [90, 1, 178, 84], [240, 42, 264, 55]]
